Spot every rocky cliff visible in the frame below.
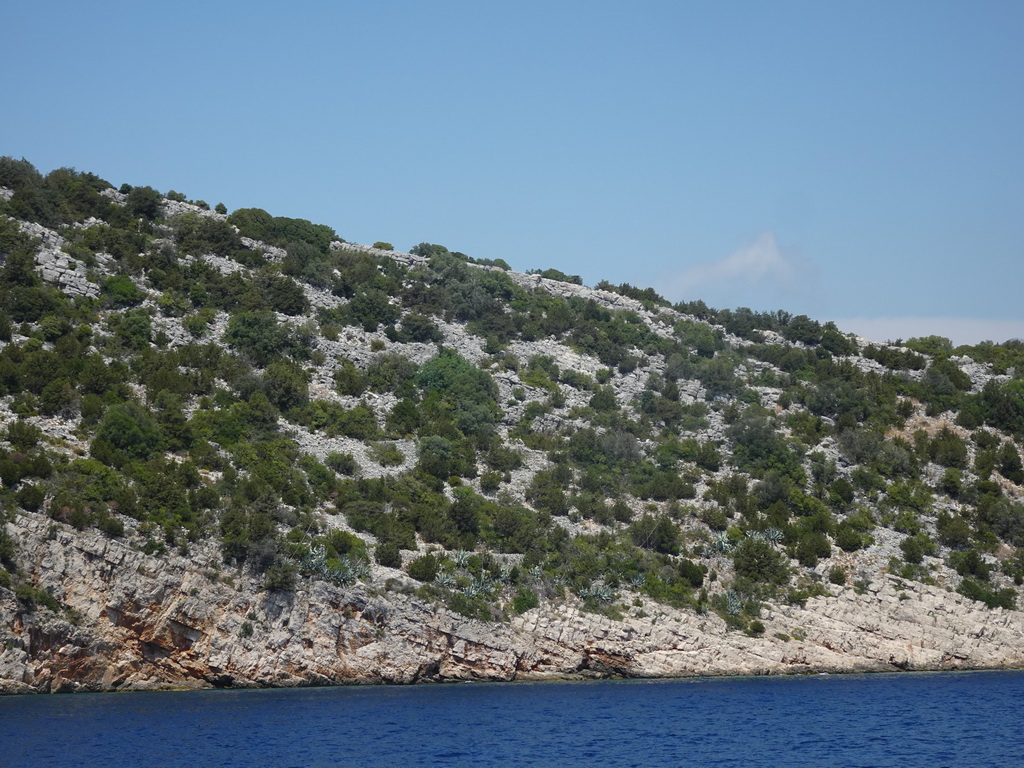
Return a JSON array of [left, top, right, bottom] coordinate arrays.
[[3, 510, 1022, 694]]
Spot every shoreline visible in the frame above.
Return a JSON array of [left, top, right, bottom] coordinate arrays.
[[6, 658, 1024, 696], [9, 664, 1024, 697]]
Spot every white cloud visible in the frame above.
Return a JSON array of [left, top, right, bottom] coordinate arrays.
[[659, 231, 815, 303], [832, 317, 1024, 348]]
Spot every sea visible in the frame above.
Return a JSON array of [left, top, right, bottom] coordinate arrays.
[[1, 670, 1022, 768]]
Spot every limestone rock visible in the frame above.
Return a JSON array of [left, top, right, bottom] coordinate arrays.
[[3, 510, 1023, 695]]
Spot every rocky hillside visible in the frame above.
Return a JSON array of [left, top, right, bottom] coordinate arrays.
[[1, 158, 1023, 693]]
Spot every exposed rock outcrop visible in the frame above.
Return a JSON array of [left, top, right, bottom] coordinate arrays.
[[3, 512, 1022, 694]]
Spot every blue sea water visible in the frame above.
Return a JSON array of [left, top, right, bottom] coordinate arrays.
[[1, 670, 1022, 768]]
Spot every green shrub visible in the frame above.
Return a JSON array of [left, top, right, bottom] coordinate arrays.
[[6, 420, 42, 451], [263, 560, 298, 592], [370, 442, 404, 467], [91, 402, 162, 466], [14, 584, 61, 612], [480, 471, 502, 493], [512, 588, 539, 614], [375, 541, 402, 568], [936, 512, 972, 550], [949, 549, 991, 581], [794, 532, 831, 568], [96, 514, 125, 538], [834, 522, 868, 552], [677, 558, 706, 589], [733, 538, 789, 584], [325, 451, 358, 476], [629, 514, 681, 555], [958, 577, 1016, 610], [16, 483, 45, 511], [900, 534, 934, 565], [323, 529, 367, 560], [828, 565, 847, 585], [407, 553, 440, 582]]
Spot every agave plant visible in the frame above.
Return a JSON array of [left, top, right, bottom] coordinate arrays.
[[629, 573, 646, 589], [329, 564, 356, 586], [435, 571, 457, 589], [581, 583, 615, 602], [498, 563, 514, 583], [463, 574, 492, 599], [302, 543, 328, 572], [726, 589, 743, 616], [352, 560, 372, 580], [714, 531, 734, 553], [763, 527, 784, 545], [452, 550, 471, 569]]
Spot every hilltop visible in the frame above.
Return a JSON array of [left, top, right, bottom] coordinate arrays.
[[1, 158, 1023, 693]]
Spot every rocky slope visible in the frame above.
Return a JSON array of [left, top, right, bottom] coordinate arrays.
[[1, 160, 1023, 693], [3, 509, 1023, 694]]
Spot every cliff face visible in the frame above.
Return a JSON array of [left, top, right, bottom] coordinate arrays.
[[3, 511, 1022, 694]]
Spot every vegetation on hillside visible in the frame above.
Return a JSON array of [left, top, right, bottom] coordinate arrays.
[[1, 155, 1022, 630]]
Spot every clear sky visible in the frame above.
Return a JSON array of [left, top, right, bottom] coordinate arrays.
[[5, 1, 1023, 345]]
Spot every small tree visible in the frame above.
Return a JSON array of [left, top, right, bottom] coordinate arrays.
[[733, 538, 789, 584], [407, 553, 440, 582], [375, 541, 401, 568]]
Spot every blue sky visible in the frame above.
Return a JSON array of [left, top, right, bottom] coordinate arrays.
[[5, 1, 1023, 345]]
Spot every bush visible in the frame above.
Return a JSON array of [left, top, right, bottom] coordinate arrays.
[[949, 549, 990, 581], [629, 514, 681, 554], [16, 483, 45, 511], [407, 553, 440, 582], [733, 538, 789, 584], [224, 310, 297, 366], [375, 541, 402, 568], [929, 427, 968, 468], [102, 275, 145, 308], [834, 522, 867, 552], [512, 588, 539, 614], [828, 565, 847, 585], [937, 513, 972, 550], [6, 420, 42, 451], [325, 451, 358, 476], [480, 471, 502, 493], [96, 514, 125, 538], [14, 584, 61, 612], [900, 534, 934, 565], [125, 186, 163, 220], [794, 532, 831, 568], [958, 577, 1016, 610], [263, 561, 298, 592], [92, 402, 162, 466], [677, 558, 706, 589], [369, 442, 404, 467]]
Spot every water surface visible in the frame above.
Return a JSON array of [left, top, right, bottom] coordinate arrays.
[[1, 670, 1021, 767]]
